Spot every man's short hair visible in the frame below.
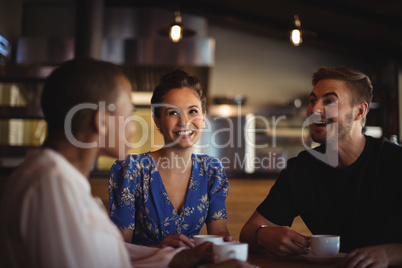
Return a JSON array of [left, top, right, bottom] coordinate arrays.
[[41, 58, 126, 136], [312, 66, 373, 126]]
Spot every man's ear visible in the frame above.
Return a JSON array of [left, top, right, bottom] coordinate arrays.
[[94, 109, 108, 136], [355, 102, 369, 121]]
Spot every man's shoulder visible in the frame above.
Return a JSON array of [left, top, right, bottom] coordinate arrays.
[[4, 149, 85, 207], [9, 149, 58, 181], [366, 135, 402, 156], [11, 149, 84, 188]]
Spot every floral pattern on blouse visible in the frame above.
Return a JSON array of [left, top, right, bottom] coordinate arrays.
[[108, 152, 229, 246]]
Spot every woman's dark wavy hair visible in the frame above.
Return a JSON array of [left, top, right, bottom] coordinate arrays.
[[151, 70, 206, 118]]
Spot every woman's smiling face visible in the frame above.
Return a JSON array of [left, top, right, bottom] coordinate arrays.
[[154, 87, 205, 149]]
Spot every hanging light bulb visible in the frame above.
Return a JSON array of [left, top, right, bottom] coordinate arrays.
[[170, 11, 183, 42], [169, 25, 183, 43], [170, 25, 182, 42], [291, 29, 302, 46], [158, 11, 196, 42], [290, 15, 303, 46]]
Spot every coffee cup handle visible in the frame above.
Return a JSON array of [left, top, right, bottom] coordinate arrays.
[[228, 250, 236, 259]]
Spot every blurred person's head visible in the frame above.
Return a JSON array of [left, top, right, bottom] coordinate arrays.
[[41, 58, 135, 159]]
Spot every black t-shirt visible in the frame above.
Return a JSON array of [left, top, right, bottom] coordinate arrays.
[[257, 136, 402, 252]]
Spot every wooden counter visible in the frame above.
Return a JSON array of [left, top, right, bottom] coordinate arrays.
[[248, 252, 340, 268]]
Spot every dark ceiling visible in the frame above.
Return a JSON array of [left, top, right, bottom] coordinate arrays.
[[106, 0, 402, 61]]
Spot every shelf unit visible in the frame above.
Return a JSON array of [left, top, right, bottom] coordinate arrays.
[[0, 65, 48, 173]]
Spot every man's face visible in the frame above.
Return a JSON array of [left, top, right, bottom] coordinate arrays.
[[307, 79, 356, 144]]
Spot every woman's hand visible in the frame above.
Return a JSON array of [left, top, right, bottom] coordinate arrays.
[[157, 234, 195, 248], [224, 235, 233, 242], [169, 242, 215, 267], [169, 243, 258, 268], [207, 219, 232, 242]]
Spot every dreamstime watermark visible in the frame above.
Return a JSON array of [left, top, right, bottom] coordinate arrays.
[[63, 101, 340, 168]]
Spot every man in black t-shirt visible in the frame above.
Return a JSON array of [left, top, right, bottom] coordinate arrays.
[[239, 66, 402, 268]]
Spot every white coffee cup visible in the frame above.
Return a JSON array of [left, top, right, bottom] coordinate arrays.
[[193, 235, 224, 246], [213, 242, 248, 263], [310, 235, 340, 257]]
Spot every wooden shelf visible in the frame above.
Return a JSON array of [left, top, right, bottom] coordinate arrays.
[[0, 106, 44, 119], [0, 145, 39, 156], [0, 65, 55, 81]]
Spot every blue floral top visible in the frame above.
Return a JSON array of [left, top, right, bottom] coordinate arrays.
[[108, 152, 229, 246]]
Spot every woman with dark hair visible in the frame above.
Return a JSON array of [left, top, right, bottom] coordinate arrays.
[[109, 70, 232, 248]]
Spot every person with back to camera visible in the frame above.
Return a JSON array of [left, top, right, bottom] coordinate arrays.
[[240, 66, 402, 268], [0, 58, 253, 268], [109, 70, 233, 249]]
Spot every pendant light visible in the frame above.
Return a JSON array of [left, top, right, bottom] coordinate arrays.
[[290, 14, 302, 46], [170, 11, 183, 42], [158, 11, 195, 43]]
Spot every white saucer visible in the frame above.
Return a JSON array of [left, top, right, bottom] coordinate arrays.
[[300, 253, 346, 263]]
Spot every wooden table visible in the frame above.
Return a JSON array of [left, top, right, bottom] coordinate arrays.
[[248, 252, 340, 268], [248, 252, 402, 268]]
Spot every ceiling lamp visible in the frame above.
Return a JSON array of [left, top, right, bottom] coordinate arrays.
[[290, 14, 302, 46], [158, 11, 196, 43]]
